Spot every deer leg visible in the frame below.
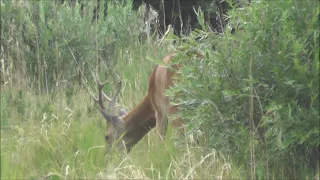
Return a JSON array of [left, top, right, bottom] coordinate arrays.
[[168, 105, 186, 136], [155, 111, 168, 140], [171, 118, 186, 136]]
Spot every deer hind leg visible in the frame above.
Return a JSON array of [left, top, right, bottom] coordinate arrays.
[[151, 93, 169, 140], [155, 110, 168, 140], [169, 105, 186, 136], [171, 118, 186, 136]]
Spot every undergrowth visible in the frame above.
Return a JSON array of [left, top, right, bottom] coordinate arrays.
[[1, 0, 319, 179]]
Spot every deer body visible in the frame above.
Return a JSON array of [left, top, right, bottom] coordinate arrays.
[[92, 54, 182, 153]]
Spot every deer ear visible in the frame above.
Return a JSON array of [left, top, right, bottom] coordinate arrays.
[[119, 107, 128, 117]]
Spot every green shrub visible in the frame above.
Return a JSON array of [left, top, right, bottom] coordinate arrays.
[[1, 0, 155, 92], [170, 0, 319, 179]]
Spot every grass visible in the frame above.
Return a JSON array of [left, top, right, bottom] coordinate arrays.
[[2, 0, 318, 179], [1, 81, 241, 179], [0, 17, 241, 177]]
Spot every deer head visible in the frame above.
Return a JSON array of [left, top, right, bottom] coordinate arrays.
[[90, 78, 128, 151]]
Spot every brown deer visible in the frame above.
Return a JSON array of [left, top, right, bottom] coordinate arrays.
[[91, 53, 200, 153]]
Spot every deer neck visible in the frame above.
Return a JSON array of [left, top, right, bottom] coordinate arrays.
[[121, 95, 156, 150]]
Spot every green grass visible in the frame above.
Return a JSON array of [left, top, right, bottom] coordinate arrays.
[[0, 24, 241, 177], [2, 0, 318, 179], [1, 82, 241, 179]]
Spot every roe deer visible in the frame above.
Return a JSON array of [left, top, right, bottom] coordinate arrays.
[[91, 53, 201, 153]]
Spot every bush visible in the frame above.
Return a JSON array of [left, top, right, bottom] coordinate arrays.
[[1, 0, 154, 91], [170, 0, 319, 179]]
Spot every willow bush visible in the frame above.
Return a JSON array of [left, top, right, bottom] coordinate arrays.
[[170, 0, 319, 179], [1, 0, 151, 92]]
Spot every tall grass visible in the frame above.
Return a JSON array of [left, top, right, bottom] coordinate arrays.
[[1, 81, 240, 179], [2, 0, 318, 179], [1, 0, 239, 179]]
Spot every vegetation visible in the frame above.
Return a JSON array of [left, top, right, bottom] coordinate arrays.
[[170, 0, 320, 179], [1, 0, 319, 179]]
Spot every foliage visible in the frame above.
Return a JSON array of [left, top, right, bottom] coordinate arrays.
[[170, 0, 319, 179], [1, 0, 239, 179], [1, 0, 319, 179], [1, 0, 157, 92]]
